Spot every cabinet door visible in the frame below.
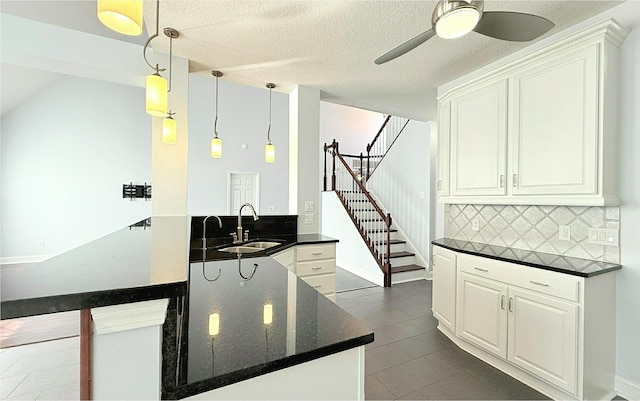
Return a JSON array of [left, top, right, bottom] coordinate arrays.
[[437, 101, 451, 197], [432, 247, 456, 332], [450, 79, 508, 196], [507, 287, 578, 395], [511, 45, 598, 196], [456, 272, 507, 358]]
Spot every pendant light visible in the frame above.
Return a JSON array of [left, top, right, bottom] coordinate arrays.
[[265, 83, 276, 163], [162, 28, 179, 144], [97, 0, 143, 36], [211, 71, 223, 158], [143, 0, 167, 117]]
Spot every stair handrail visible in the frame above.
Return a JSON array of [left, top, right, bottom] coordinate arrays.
[[324, 139, 392, 287]]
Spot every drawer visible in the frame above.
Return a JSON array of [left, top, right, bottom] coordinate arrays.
[[302, 274, 336, 295], [296, 244, 336, 262], [296, 259, 336, 277], [458, 254, 580, 302]]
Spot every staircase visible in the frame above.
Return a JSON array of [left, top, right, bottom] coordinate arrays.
[[344, 191, 426, 284], [324, 124, 427, 286]]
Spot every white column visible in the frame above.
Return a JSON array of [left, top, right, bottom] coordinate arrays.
[[151, 54, 190, 216], [91, 299, 169, 400], [289, 86, 321, 233]]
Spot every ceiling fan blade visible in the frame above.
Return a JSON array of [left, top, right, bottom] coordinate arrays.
[[473, 11, 554, 42], [375, 28, 436, 65]]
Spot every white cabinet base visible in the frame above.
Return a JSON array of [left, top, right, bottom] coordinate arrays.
[[184, 346, 365, 400], [437, 324, 616, 401]]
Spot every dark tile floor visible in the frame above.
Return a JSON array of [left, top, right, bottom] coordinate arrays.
[[334, 279, 551, 400], [336, 267, 378, 293]]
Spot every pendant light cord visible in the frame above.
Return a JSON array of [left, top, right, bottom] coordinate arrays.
[[214, 74, 219, 137], [267, 87, 272, 143], [143, 0, 165, 73]]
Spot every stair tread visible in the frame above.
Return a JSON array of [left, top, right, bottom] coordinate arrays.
[[366, 228, 397, 233], [389, 251, 414, 258], [391, 264, 426, 273], [373, 239, 406, 245]]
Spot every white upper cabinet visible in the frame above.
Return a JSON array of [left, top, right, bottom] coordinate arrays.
[[511, 45, 598, 197], [437, 19, 629, 206], [451, 79, 508, 197]]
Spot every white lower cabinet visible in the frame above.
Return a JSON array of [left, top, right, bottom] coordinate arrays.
[[272, 243, 337, 302], [433, 246, 617, 401], [432, 247, 457, 333]]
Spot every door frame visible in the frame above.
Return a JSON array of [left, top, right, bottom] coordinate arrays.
[[227, 172, 261, 214]]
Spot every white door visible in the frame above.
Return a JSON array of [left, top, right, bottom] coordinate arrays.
[[432, 246, 456, 333], [229, 173, 259, 215], [456, 272, 508, 358], [450, 79, 508, 197], [507, 287, 578, 395]]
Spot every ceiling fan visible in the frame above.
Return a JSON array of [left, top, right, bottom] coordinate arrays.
[[375, 0, 554, 65]]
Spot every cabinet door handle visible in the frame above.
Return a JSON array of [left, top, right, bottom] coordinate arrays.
[[499, 175, 505, 188], [500, 295, 505, 310], [512, 174, 518, 188], [508, 297, 513, 312], [529, 280, 549, 287], [474, 267, 489, 273]]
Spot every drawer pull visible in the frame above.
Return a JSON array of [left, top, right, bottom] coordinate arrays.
[[312, 267, 323, 270], [312, 285, 322, 288], [474, 267, 489, 272], [529, 280, 549, 287], [311, 252, 323, 256]]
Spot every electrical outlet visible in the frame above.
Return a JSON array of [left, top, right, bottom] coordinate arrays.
[[38, 240, 45, 247], [559, 225, 571, 241], [304, 213, 314, 224], [269, 206, 276, 212], [472, 219, 480, 231]]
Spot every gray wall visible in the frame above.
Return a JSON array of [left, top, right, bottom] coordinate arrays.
[[187, 74, 289, 216]]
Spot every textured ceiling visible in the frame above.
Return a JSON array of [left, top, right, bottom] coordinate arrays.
[[1, 1, 624, 121]]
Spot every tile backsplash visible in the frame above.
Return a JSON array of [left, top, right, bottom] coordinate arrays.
[[444, 204, 620, 263]]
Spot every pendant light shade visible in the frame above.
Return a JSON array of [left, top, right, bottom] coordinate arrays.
[[211, 70, 223, 158], [265, 142, 275, 163], [162, 112, 176, 144], [211, 136, 222, 158], [146, 72, 168, 117], [265, 83, 276, 163], [97, 0, 143, 36]]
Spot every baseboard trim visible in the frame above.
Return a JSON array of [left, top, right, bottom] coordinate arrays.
[[1, 254, 54, 265], [616, 375, 640, 400]]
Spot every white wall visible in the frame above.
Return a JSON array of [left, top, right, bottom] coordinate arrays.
[[367, 120, 434, 267], [0, 75, 151, 259], [187, 75, 289, 216], [319, 102, 384, 155]]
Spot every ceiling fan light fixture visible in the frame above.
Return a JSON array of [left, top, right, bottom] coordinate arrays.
[[433, 0, 483, 39]]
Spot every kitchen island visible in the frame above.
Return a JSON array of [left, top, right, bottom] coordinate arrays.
[[0, 216, 373, 400]]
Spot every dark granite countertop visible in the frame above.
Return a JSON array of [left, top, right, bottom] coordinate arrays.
[[1, 216, 370, 400], [163, 255, 372, 399], [432, 238, 621, 277]]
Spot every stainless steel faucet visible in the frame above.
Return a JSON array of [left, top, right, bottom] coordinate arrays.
[[202, 215, 223, 250], [236, 203, 259, 243]]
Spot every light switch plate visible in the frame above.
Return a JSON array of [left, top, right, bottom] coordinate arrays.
[[588, 228, 619, 246], [304, 201, 315, 212]]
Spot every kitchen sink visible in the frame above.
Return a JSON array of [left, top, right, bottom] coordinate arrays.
[[218, 240, 283, 255], [218, 246, 263, 254], [243, 241, 282, 249]]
